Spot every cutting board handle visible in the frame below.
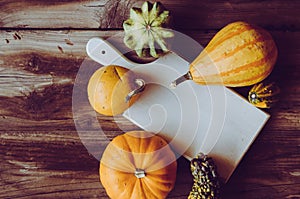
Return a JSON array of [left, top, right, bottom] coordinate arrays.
[[86, 37, 133, 67]]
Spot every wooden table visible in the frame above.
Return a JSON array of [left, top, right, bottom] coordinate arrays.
[[1, 1, 299, 198]]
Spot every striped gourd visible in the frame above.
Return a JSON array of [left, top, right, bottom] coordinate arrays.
[[189, 21, 278, 87]]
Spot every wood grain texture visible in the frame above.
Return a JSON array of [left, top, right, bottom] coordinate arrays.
[[0, 0, 299, 30], [0, 129, 299, 198], [0, 1, 300, 198]]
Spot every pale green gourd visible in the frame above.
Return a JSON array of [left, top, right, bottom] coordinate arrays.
[[123, 1, 173, 58]]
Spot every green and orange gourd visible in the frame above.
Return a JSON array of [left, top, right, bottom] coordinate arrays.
[[248, 82, 280, 108], [172, 21, 278, 87]]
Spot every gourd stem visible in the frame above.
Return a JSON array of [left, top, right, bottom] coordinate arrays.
[[125, 79, 146, 102], [135, 168, 146, 178], [170, 71, 193, 88]]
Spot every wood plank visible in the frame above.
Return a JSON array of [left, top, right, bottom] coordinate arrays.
[[223, 130, 300, 199], [0, 129, 299, 198], [0, 0, 299, 30], [1, 29, 300, 65], [0, 131, 107, 199]]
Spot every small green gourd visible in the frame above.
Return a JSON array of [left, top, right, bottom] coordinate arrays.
[[123, 1, 173, 58]]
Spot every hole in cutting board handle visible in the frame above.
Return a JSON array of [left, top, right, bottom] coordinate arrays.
[[86, 37, 129, 66]]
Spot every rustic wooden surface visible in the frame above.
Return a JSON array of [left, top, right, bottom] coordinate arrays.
[[1, 0, 299, 198]]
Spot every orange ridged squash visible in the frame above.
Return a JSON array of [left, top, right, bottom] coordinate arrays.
[[100, 131, 177, 199], [190, 21, 278, 87]]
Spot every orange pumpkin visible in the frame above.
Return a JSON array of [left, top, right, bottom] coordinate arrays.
[[87, 65, 144, 116], [100, 131, 177, 199]]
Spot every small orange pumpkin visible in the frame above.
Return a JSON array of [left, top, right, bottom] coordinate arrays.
[[87, 65, 144, 116], [100, 131, 177, 199]]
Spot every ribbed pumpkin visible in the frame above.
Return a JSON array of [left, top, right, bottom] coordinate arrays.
[[172, 21, 278, 87], [100, 131, 177, 199]]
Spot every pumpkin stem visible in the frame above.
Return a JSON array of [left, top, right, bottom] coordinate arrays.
[[170, 71, 193, 88], [146, 24, 151, 31], [125, 79, 146, 102], [135, 168, 146, 178]]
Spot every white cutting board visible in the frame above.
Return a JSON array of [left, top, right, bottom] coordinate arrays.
[[86, 37, 269, 182]]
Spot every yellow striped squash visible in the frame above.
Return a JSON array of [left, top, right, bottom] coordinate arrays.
[[190, 21, 278, 87]]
